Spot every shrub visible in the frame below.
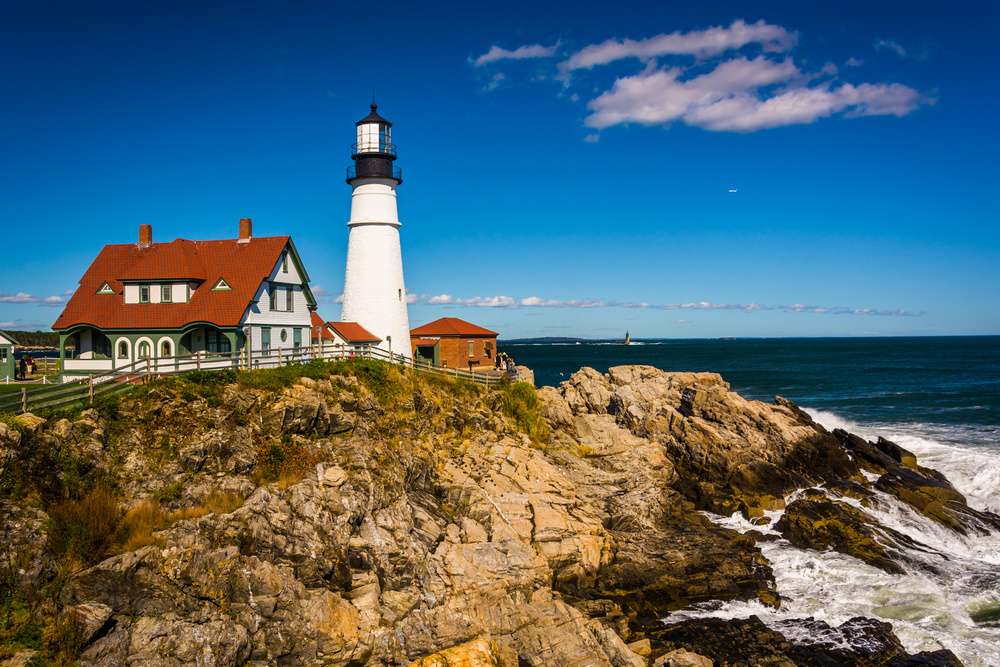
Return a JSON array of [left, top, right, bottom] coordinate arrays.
[[495, 381, 550, 444], [253, 435, 326, 487], [236, 360, 332, 391], [46, 485, 122, 567], [118, 491, 244, 553]]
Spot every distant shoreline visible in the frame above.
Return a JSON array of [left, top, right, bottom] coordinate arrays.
[[501, 334, 1000, 344]]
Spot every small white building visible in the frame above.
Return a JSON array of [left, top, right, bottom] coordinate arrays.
[[53, 219, 317, 379], [310, 311, 381, 352], [0, 331, 17, 381]]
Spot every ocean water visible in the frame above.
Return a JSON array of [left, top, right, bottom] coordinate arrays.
[[500, 336, 1000, 665]]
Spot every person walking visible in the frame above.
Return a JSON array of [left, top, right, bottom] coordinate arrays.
[[18, 358, 27, 381]]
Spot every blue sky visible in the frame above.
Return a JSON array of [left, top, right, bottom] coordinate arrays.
[[1, 1, 997, 338]]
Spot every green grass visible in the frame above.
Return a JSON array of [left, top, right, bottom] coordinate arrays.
[[495, 380, 550, 444]]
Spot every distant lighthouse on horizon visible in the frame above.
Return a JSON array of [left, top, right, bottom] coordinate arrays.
[[340, 103, 412, 359]]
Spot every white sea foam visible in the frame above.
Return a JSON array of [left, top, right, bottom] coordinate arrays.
[[804, 408, 1000, 513], [672, 409, 1000, 667]]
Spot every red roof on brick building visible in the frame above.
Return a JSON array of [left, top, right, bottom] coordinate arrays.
[[53, 236, 291, 331], [410, 317, 497, 337]]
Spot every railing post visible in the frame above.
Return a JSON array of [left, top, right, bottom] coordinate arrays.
[[88, 377, 94, 405], [21, 387, 27, 413]]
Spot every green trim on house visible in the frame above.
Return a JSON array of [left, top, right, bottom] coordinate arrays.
[[284, 239, 317, 309]]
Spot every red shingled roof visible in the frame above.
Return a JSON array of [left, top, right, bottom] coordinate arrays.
[[410, 317, 497, 337], [53, 236, 290, 331], [327, 321, 381, 344], [311, 311, 335, 341]]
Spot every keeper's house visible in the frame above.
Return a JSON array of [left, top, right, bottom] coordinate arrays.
[[53, 219, 316, 379]]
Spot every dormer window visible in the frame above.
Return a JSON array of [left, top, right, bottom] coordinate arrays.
[[139, 285, 150, 303], [161, 285, 172, 303], [97, 282, 113, 294], [213, 278, 231, 291]]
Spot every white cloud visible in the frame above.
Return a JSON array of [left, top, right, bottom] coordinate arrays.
[[0, 292, 67, 306], [476, 21, 926, 135], [473, 43, 558, 67], [427, 294, 518, 307], [412, 293, 920, 316], [584, 56, 923, 131], [0, 292, 38, 304], [874, 39, 907, 58], [559, 20, 796, 72], [583, 133, 600, 143]]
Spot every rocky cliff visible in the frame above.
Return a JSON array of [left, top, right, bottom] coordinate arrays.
[[0, 361, 989, 666]]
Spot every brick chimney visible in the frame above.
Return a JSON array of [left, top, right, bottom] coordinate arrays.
[[238, 217, 252, 243], [138, 224, 152, 248]]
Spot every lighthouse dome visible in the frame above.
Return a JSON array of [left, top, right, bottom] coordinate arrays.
[[356, 103, 392, 128]]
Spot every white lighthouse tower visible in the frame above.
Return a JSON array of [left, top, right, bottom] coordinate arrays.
[[340, 103, 412, 359]]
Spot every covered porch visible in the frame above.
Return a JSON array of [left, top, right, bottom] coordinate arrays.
[[59, 325, 243, 379], [60, 326, 114, 374]]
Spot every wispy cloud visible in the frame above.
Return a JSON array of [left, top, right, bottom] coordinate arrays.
[[411, 293, 921, 317], [584, 56, 923, 131], [0, 292, 67, 307], [484, 72, 506, 92], [473, 43, 559, 67], [0, 319, 53, 330], [559, 20, 796, 72], [845, 56, 864, 67], [874, 39, 907, 58]]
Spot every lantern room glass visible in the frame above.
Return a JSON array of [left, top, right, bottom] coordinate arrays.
[[356, 122, 391, 154]]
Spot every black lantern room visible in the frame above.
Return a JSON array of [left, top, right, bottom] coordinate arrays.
[[347, 103, 401, 184]]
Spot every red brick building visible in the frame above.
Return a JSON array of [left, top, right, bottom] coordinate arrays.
[[410, 317, 497, 370]]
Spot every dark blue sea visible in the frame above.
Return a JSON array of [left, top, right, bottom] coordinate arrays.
[[501, 336, 1000, 665], [502, 336, 1000, 448]]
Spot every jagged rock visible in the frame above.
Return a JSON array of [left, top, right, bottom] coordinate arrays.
[[780, 616, 913, 665], [513, 366, 534, 387], [775, 490, 940, 574], [407, 635, 515, 666], [653, 648, 713, 667], [650, 616, 795, 665], [834, 429, 1000, 535], [67, 602, 114, 646]]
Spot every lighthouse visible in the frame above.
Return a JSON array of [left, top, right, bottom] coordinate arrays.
[[340, 103, 412, 359]]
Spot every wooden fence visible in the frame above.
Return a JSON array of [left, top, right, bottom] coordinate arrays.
[[0, 343, 503, 416]]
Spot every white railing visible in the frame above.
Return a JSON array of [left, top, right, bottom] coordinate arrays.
[[0, 343, 505, 415]]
